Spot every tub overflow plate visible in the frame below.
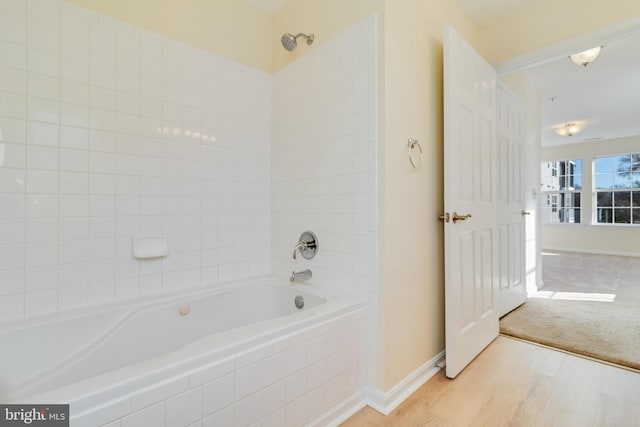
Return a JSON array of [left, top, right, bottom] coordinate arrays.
[[294, 295, 304, 309]]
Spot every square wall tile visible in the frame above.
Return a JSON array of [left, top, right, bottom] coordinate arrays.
[[121, 403, 163, 427], [203, 374, 234, 416], [25, 289, 57, 317], [0, 268, 25, 296], [1, 0, 274, 320], [234, 392, 261, 427], [0, 293, 25, 322], [165, 387, 202, 427], [202, 406, 233, 427], [235, 362, 262, 401]]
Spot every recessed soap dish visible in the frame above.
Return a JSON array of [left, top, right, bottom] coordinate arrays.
[[133, 234, 169, 259]]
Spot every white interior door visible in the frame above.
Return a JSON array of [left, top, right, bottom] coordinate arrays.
[[443, 27, 499, 379], [497, 83, 527, 317]]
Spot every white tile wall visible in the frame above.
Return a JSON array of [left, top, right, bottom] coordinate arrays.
[[70, 308, 368, 427], [271, 15, 378, 390], [1, 1, 378, 424], [271, 17, 377, 298], [0, 0, 271, 321]]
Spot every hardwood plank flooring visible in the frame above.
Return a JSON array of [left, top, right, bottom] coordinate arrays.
[[341, 337, 640, 427]]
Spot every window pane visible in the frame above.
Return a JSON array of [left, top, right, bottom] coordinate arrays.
[[572, 160, 582, 175], [634, 208, 640, 224], [540, 162, 559, 191], [563, 208, 580, 223], [541, 207, 561, 224], [596, 191, 613, 207], [615, 155, 632, 173], [632, 154, 640, 173], [594, 174, 613, 190], [570, 175, 582, 190], [560, 175, 579, 190], [614, 191, 631, 207], [614, 208, 631, 224], [563, 192, 580, 207], [633, 191, 640, 207], [594, 156, 614, 173], [597, 208, 613, 223], [540, 159, 582, 225], [615, 172, 632, 189]]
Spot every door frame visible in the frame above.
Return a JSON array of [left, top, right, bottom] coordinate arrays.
[[494, 17, 640, 295], [495, 17, 640, 76]]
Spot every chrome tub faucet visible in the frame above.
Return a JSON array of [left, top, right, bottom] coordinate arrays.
[[292, 231, 318, 260], [290, 269, 312, 284], [292, 240, 308, 260]]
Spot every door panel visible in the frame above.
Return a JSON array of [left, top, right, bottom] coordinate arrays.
[[497, 83, 527, 317], [444, 26, 499, 379]]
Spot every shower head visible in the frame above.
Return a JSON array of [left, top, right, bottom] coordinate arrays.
[[281, 33, 314, 51]]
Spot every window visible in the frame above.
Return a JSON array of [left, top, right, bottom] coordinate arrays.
[[540, 160, 582, 223], [593, 154, 640, 225]]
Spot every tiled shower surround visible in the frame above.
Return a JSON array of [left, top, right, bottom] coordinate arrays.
[[0, 1, 378, 424], [0, 0, 272, 320], [271, 15, 378, 392]]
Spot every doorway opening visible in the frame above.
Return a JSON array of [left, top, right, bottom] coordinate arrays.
[[496, 24, 640, 370]]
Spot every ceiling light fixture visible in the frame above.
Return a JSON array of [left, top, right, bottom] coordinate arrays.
[[555, 122, 582, 137], [569, 46, 603, 67]]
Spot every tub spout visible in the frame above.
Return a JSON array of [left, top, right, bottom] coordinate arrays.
[[290, 269, 312, 284], [292, 241, 308, 260]]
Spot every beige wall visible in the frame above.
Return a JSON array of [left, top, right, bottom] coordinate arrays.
[[68, 0, 273, 73], [378, 0, 479, 391], [377, 0, 640, 390], [480, 0, 640, 66], [541, 136, 640, 256], [272, 0, 384, 72]]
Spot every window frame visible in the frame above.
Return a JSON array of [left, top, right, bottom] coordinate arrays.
[[592, 153, 640, 226], [540, 159, 583, 225]]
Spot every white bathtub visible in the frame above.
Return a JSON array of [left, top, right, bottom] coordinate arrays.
[[0, 276, 367, 426]]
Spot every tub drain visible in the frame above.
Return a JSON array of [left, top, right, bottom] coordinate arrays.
[[294, 295, 304, 309]]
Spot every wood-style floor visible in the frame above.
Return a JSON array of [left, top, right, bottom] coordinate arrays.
[[341, 337, 640, 427]]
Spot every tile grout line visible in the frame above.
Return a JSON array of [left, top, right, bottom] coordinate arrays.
[[22, 0, 29, 320]]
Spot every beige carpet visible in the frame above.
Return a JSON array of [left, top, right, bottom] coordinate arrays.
[[500, 251, 640, 370]]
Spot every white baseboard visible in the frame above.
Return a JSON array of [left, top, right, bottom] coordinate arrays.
[[311, 350, 445, 424], [365, 350, 445, 416], [542, 247, 640, 258], [308, 391, 368, 427]]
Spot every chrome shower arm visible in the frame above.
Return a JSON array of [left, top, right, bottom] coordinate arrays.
[[294, 33, 314, 45]]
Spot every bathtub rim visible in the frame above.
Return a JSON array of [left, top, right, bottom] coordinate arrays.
[[0, 274, 340, 335], [6, 278, 331, 402], [4, 275, 364, 411], [27, 299, 366, 418]]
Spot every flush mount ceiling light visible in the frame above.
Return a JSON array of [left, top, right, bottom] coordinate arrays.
[[555, 122, 582, 137], [569, 46, 603, 67]]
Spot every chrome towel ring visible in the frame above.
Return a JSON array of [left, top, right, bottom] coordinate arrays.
[[408, 138, 423, 170]]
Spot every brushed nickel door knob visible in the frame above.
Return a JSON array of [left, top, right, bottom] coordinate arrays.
[[452, 212, 472, 223]]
